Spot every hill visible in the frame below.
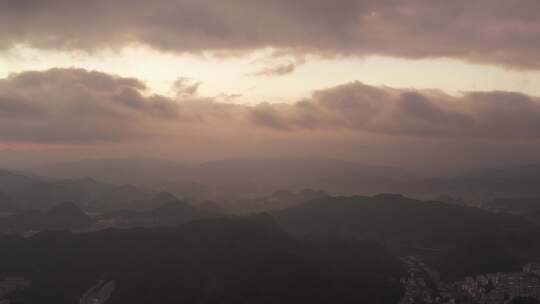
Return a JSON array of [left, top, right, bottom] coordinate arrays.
[[0, 218, 404, 304], [276, 194, 540, 280]]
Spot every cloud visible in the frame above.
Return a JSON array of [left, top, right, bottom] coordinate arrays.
[[247, 82, 540, 140], [252, 53, 306, 77], [0, 0, 539, 68], [216, 93, 243, 102], [3, 68, 540, 167], [173, 77, 201, 96], [0, 68, 179, 144], [254, 63, 297, 77], [2, 68, 540, 149]]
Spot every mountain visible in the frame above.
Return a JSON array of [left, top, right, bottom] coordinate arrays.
[[106, 191, 180, 212], [151, 200, 206, 223], [0, 218, 404, 304], [223, 189, 330, 214], [408, 164, 540, 204], [0, 191, 17, 212], [0, 169, 134, 210], [462, 164, 540, 182], [1, 196, 211, 233], [45, 202, 94, 230], [20, 159, 540, 207], [95, 199, 216, 229], [190, 157, 413, 195], [0, 210, 44, 234], [298, 188, 330, 201], [0, 170, 159, 212], [34, 158, 190, 185], [151, 191, 178, 204], [153, 180, 210, 201], [12, 177, 114, 210], [87, 184, 153, 211], [0, 169, 36, 196], [484, 197, 540, 223], [0, 202, 93, 234], [29, 157, 414, 200], [276, 194, 540, 280], [278, 162, 540, 204]]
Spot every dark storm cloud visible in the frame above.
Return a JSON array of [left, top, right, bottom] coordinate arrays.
[[2, 68, 540, 145], [0, 0, 539, 68]]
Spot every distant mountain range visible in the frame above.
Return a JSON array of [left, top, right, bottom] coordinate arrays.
[[222, 189, 330, 214], [22, 157, 540, 204], [94, 199, 217, 229], [0, 194, 217, 234], [484, 197, 540, 223], [4, 157, 540, 212], [0, 170, 158, 211], [0, 166, 330, 215], [27, 157, 414, 199]]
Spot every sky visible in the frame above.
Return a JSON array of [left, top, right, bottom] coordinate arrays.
[[1, 0, 540, 169]]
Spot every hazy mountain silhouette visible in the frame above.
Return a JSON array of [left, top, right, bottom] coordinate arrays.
[[32, 158, 540, 204], [129, 192, 182, 209], [29, 157, 414, 199], [408, 164, 540, 204], [34, 158, 190, 185], [12, 177, 113, 210], [87, 184, 153, 211], [95, 198, 217, 229], [0, 202, 93, 233], [0, 169, 36, 197], [0, 195, 214, 234], [0, 169, 64, 210], [45, 202, 94, 230], [151, 200, 213, 224], [223, 189, 330, 214], [0, 191, 17, 212], [462, 164, 540, 182], [0, 169, 164, 211], [485, 197, 540, 223]]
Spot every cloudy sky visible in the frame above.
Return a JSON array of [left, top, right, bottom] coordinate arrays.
[[1, 0, 540, 169]]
